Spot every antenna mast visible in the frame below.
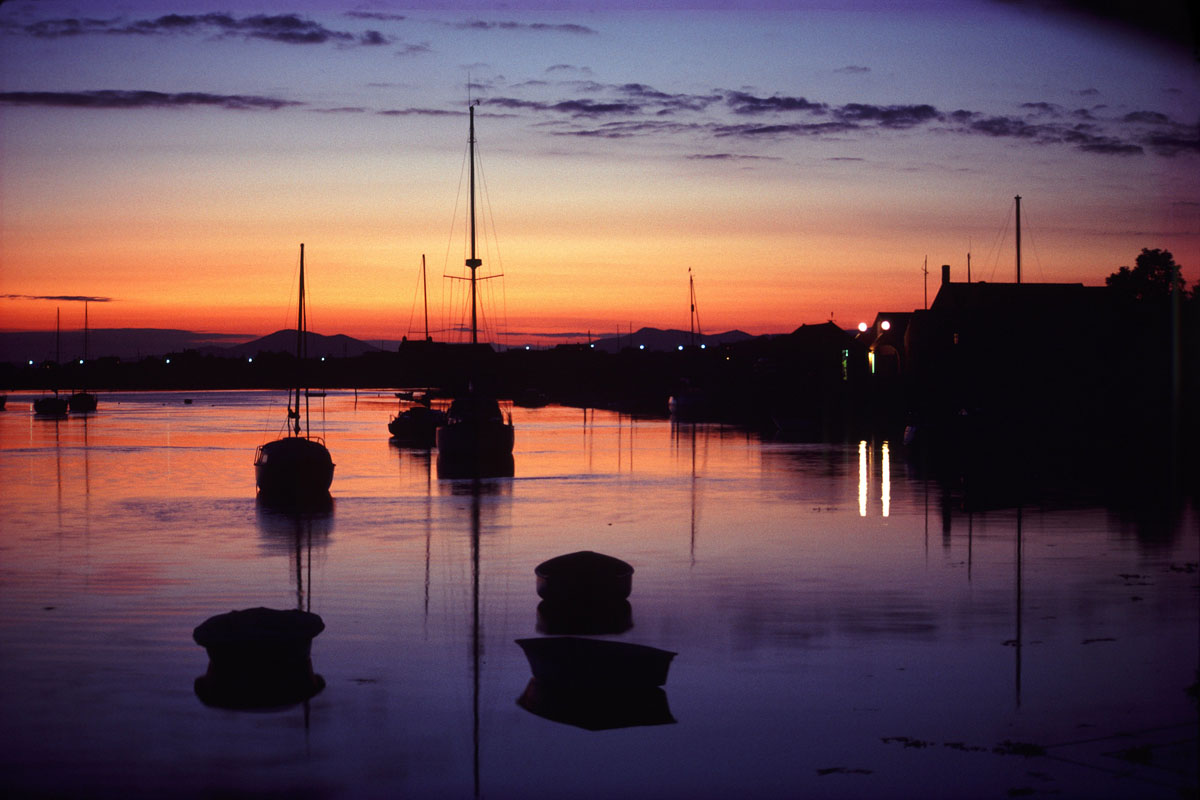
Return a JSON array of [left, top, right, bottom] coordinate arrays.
[[1014, 195, 1022, 284]]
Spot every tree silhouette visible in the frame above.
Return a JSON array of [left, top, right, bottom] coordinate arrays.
[[1105, 248, 1188, 303]]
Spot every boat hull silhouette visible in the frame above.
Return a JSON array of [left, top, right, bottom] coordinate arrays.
[[255, 437, 334, 500], [516, 636, 676, 690]]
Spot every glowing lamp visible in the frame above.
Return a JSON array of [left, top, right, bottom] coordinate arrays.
[[881, 320, 891, 331], [857, 322, 868, 332]]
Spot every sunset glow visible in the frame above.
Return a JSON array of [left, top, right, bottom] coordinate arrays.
[[1, 1, 1196, 349]]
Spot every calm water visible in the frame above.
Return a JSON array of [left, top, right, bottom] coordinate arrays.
[[1, 391, 1196, 799]]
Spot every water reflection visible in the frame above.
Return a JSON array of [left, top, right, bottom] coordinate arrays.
[[858, 439, 891, 517], [0, 396, 1194, 798]]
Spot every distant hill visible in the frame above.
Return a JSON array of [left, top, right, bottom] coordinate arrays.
[[585, 327, 758, 353], [0, 328, 384, 363], [219, 330, 383, 359], [0, 328, 251, 363]]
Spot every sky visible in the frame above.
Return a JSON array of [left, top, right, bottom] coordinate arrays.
[[1, 1, 1197, 349]]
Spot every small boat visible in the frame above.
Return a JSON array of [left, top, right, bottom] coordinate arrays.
[[515, 636, 676, 690], [34, 307, 69, 417], [68, 301, 98, 413], [0, 394, 7, 411], [33, 393, 68, 416], [68, 391, 97, 413], [535, 550, 634, 604], [435, 103, 515, 476], [389, 386, 447, 448], [254, 244, 335, 502], [192, 607, 325, 710]]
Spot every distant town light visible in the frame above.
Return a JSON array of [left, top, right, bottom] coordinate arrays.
[[700, 343, 706, 349], [677, 345, 684, 351], [320, 356, 325, 362], [79, 359, 84, 365], [247, 357, 253, 363], [525, 345, 530, 351], [165, 358, 171, 365], [589, 343, 595, 349], [638, 344, 644, 350], [28, 359, 34, 366], [880, 320, 891, 331], [858, 322, 868, 332]]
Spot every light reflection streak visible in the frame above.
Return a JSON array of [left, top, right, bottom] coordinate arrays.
[[858, 440, 890, 517], [881, 441, 890, 518], [858, 440, 867, 517]]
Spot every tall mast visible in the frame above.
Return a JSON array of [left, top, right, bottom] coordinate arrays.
[[295, 243, 305, 436], [466, 104, 482, 346], [1014, 195, 1022, 284], [83, 301, 89, 364], [691, 268, 700, 347], [422, 253, 430, 342]]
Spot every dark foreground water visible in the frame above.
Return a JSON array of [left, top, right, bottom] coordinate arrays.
[[1, 391, 1196, 799]]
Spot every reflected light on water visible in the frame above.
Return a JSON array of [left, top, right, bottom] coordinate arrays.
[[858, 439, 867, 517], [881, 440, 890, 518]]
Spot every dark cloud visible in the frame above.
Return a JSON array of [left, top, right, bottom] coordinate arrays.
[[378, 107, 464, 117], [2, 294, 113, 302], [552, 120, 702, 139], [0, 90, 299, 110], [686, 153, 780, 161], [1141, 132, 1200, 156], [963, 115, 1044, 139], [1020, 101, 1061, 115], [834, 103, 939, 128], [712, 121, 858, 138], [1123, 110, 1171, 124], [726, 91, 828, 115], [394, 41, 431, 56], [487, 96, 640, 116], [834, 65, 871, 74], [452, 20, 597, 34], [345, 11, 406, 22], [17, 13, 390, 46], [495, 79, 1181, 158]]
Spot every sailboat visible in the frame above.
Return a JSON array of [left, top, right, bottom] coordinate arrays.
[[68, 301, 98, 413], [388, 254, 448, 446], [667, 269, 708, 419], [435, 103, 514, 477], [33, 307, 69, 417], [254, 244, 335, 501]]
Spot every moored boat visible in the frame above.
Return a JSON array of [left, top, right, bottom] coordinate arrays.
[[515, 636, 676, 690], [435, 103, 514, 476], [535, 550, 633, 604], [254, 244, 335, 502]]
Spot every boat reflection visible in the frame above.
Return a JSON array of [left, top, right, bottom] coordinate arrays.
[[190, 501, 333, 711], [192, 606, 326, 711], [517, 679, 675, 731], [536, 599, 632, 636], [514, 637, 677, 731]]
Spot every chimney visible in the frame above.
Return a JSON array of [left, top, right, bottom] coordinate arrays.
[[941, 264, 951, 285]]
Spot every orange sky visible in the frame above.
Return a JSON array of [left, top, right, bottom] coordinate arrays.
[[1, 2, 1197, 349]]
